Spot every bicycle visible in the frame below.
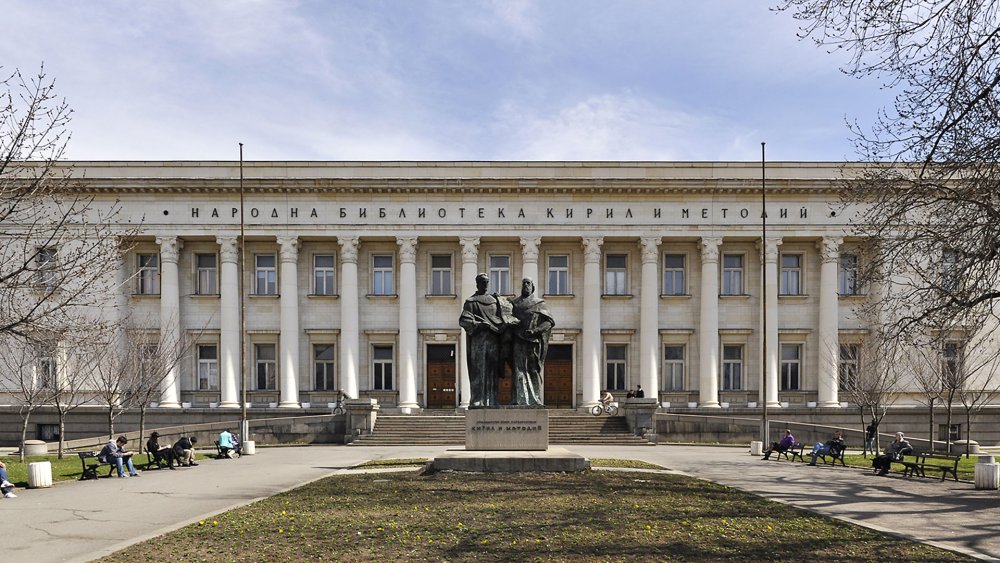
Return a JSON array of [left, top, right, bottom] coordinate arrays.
[[330, 400, 345, 416], [590, 402, 619, 416]]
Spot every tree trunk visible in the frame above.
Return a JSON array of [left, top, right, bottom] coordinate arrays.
[[107, 406, 115, 440], [138, 406, 147, 454], [965, 407, 972, 458], [928, 397, 935, 452], [19, 412, 31, 462], [945, 402, 954, 453], [57, 411, 66, 459]]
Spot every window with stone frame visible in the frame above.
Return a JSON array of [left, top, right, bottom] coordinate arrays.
[[780, 343, 802, 390], [604, 254, 628, 295], [255, 343, 277, 390], [662, 344, 685, 391], [547, 254, 570, 295], [195, 253, 218, 295], [779, 253, 803, 295], [373, 345, 394, 390], [372, 254, 395, 295], [197, 344, 219, 391], [838, 253, 859, 295], [314, 344, 336, 390], [313, 254, 336, 295], [254, 254, 277, 295], [35, 343, 57, 388], [721, 254, 744, 295], [605, 344, 627, 390], [36, 247, 58, 290], [662, 254, 685, 295], [838, 344, 859, 390], [136, 253, 160, 295], [430, 254, 453, 295], [721, 345, 742, 390], [489, 254, 511, 295]]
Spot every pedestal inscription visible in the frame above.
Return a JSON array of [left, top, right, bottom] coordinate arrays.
[[466, 408, 548, 451]]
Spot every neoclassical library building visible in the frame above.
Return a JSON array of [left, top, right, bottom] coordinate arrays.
[[18, 160, 886, 414]]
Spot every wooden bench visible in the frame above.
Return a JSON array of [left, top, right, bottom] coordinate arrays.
[[773, 442, 805, 462], [815, 444, 847, 466], [145, 450, 166, 470], [78, 451, 114, 480], [901, 452, 962, 481]]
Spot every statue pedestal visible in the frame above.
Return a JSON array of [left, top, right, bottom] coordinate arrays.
[[466, 407, 548, 451]]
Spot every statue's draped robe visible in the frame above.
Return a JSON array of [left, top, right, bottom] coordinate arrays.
[[509, 294, 555, 406], [459, 292, 511, 407]]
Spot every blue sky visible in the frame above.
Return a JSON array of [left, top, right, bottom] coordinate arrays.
[[2, 1, 892, 162]]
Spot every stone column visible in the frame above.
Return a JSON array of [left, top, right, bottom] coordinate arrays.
[[339, 237, 360, 399], [458, 237, 480, 409], [520, 236, 541, 295], [397, 236, 419, 413], [639, 237, 661, 400], [217, 236, 241, 408], [762, 237, 782, 408], [156, 236, 183, 408], [581, 236, 604, 408], [277, 236, 300, 408], [818, 236, 843, 407], [698, 237, 722, 408]]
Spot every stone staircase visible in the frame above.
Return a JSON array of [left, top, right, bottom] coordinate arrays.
[[349, 410, 648, 446]]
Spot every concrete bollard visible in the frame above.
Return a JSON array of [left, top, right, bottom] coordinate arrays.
[[750, 441, 764, 456], [23, 440, 48, 456], [975, 455, 999, 490], [28, 461, 52, 488], [242, 440, 256, 455]]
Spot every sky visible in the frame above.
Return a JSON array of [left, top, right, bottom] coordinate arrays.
[[1, 1, 894, 162]]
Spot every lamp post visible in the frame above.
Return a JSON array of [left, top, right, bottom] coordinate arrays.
[[761, 141, 769, 444], [239, 142, 249, 442]]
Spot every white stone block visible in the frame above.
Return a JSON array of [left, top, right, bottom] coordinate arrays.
[[466, 408, 548, 451], [28, 461, 52, 488], [750, 441, 764, 456], [975, 459, 999, 490], [242, 440, 256, 455]]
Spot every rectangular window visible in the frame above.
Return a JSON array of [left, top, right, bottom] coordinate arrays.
[[547, 254, 569, 295], [942, 249, 960, 292], [313, 254, 336, 295], [36, 344, 56, 388], [137, 253, 160, 295], [779, 254, 802, 295], [254, 254, 277, 295], [489, 255, 511, 295], [663, 254, 685, 295], [780, 343, 801, 390], [662, 345, 685, 391], [36, 247, 58, 290], [943, 341, 962, 379], [430, 254, 453, 295], [605, 344, 627, 390], [373, 345, 394, 390], [255, 343, 276, 390], [195, 253, 218, 295], [839, 254, 858, 295], [138, 344, 159, 383], [721, 254, 743, 295], [605, 254, 628, 295], [372, 254, 394, 295], [722, 345, 742, 390], [314, 344, 336, 390], [197, 345, 219, 391], [838, 344, 859, 390]]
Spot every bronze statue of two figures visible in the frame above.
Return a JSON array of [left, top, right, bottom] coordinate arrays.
[[459, 275, 555, 407]]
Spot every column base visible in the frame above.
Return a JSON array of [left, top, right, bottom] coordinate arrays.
[[219, 401, 241, 409], [698, 401, 721, 408], [818, 401, 841, 408], [278, 401, 301, 409], [398, 402, 421, 415], [158, 401, 181, 409], [766, 401, 782, 408]]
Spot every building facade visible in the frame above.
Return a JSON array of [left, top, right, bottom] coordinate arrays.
[[13, 161, 881, 412]]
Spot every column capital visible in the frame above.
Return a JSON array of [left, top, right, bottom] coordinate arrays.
[[758, 236, 782, 263], [277, 235, 299, 263], [339, 236, 360, 264], [155, 236, 183, 264], [818, 236, 844, 263], [699, 237, 723, 262], [639, 237, 661, 264], [582, 236, 604, 263], [397, 236, 418, 263], [459, 236, 480, 263], [216, 236, 240, 263], [520, 236, 541, 262]]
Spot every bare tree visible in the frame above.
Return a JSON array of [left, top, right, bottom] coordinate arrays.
[[50, 328, 98, 459], [0, 335, 54, 461], [84, 322, 139, 439], [839, 322, 904, 455], [777, 1, 1000, 339], [903, 340, 943, 451]]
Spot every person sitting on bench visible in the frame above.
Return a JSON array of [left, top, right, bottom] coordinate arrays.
[[100, 435, 140, 477], [0, 460, 16, 498], [146, 432, 178, 470], [808, 430, 845, 465], [761, 429, 795, 460], [873, 431, 912, 476], [218, 429, 238, 458], [172, 436, 199, 467]]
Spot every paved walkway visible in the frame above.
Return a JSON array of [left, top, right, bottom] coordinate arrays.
[[1, 445, 998, 562]]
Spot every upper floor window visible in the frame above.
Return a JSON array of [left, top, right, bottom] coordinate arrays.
[[136, 253, 160, 295], [254, 254, 277, 295], [722, 345, 742, 390], [313, 255, 336, 295], [942, 249, 961, 292], [195, 253, 218, 295], [780, 343, 801, 390], [430, 254, 453, 295], [373, 345, 394, 390], [839, 254, 859, 295], [779, 254, 802, 295], [838, 344, 859, 389], [605, 254, 628, 295], [314, 344, 336, 390], [547, 254, 570, 295], [372, 254, 395, 295], [662, 345, 685, 391], [255, 343, 277, 390], [942, 341, 963, 379], [36, 247, 58, 290], [489, 254, 511, 295], [35, 343, 56, 389], [197, 344, 219, 391], [663, 254, 685, 295], [721, 254, 743, 295], [605, 344, 627, 390]]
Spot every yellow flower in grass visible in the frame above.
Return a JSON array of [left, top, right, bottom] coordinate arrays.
[[212, 521, 219, 527]]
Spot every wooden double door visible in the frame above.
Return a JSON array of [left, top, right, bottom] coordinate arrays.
[[426, 344, 457, 408]]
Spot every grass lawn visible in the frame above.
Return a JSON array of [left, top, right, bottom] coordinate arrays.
[[1, 451, 210, 486], [841, 453, 978, 480], [106, 468, 971, 562]]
